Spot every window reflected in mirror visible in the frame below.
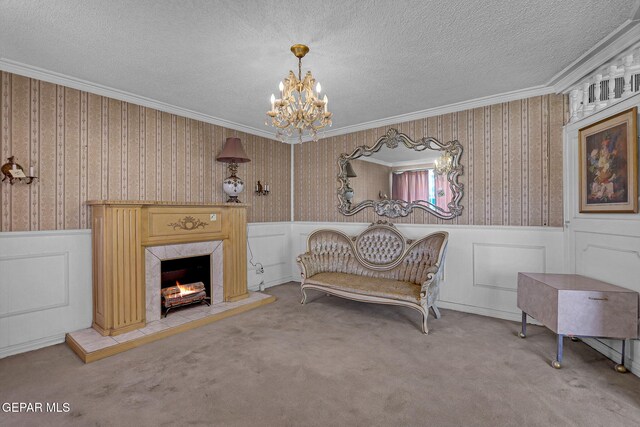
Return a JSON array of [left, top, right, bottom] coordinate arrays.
[[391, 168, 451, 211]]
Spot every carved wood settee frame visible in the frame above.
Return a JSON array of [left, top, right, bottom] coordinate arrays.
[[296, 222, 448, 334]]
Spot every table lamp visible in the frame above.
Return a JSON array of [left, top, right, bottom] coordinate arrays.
[[216, 137, 251, 203]]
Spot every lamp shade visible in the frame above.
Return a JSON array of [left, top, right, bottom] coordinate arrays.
[[216, 137, 251, 163], [345, 161, 357, 178]]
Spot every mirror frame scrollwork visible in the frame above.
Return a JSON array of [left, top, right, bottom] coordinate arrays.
[[337, 128, 464, 219]]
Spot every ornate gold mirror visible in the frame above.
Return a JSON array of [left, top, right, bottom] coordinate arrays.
[[337, 128, 464, 219]]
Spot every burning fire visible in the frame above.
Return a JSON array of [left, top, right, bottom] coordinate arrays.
[[175, 281, 197, 297]]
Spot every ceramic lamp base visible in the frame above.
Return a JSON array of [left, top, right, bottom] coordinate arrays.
[[223, 174, 245, 203]]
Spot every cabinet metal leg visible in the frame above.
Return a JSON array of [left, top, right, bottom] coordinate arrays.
[[615, 339, 628, 373], [552, 334, 563, 369], [519, 312, 527, 338]]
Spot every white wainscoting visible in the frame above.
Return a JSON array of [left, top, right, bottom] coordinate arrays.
[[0, 222, 294, 359], [564, 94, 640, 376], [246, 222, 294, 291], [0, 230, 92, 358], [13, 219, 630, 374], [290, 222, 565, 322]]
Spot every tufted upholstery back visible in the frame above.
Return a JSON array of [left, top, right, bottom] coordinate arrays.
[[303, 225, 448, 285], [355, 226, 405, 266]]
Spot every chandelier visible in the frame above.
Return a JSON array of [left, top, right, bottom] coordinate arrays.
[[434, 151, 453, 175], [266, 44, 332, 143]]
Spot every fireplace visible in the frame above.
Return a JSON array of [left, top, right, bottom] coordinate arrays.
[[69, 202, 280, 362], [145, 241, 224, 322], [160, 255, 211, 316]]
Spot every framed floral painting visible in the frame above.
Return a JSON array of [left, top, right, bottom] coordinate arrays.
[[579, 107, 638, 213]]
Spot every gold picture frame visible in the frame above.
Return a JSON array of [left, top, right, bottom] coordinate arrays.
[[579, 107, 638, 213]]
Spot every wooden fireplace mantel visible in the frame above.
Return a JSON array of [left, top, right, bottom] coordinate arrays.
[[88, 200, 249, 336]]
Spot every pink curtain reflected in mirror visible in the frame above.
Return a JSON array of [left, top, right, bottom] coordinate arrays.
[[435, 173, 452, 211], [392, 170, 429, 203], [392, 169, 451, 211]]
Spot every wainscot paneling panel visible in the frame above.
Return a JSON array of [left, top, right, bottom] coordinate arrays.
[[0, 230, 92, 358], [294, 94, 568, 226], [0, 71, 291, 231], [246, 223, 294, 291], [472, 243, 545, 292], [0, 251, 68, 318]]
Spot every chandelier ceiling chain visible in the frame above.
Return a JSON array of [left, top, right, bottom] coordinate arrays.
[[266, 44, 332, 143]]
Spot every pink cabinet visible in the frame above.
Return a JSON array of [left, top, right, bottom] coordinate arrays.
[[517, 273, 638, 371]]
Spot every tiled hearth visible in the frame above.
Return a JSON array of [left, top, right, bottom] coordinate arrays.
[[67, 292, 274, 362]]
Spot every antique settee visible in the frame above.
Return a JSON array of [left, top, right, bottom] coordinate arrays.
[[296, 222, 448, 333]]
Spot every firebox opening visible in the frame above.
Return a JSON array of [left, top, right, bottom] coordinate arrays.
[[160, 255, 211, 315]]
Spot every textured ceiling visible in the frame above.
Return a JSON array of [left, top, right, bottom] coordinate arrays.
[[0, 0, 637, 139]]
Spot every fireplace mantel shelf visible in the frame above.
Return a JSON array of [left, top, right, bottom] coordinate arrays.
[[86, 200, 250, 207]]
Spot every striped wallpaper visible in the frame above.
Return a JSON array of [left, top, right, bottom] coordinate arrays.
[[0, 71, 291, 231], [295, 94, 568, 227], [349, 159, 392, 205], [0, 71, 567, 231]]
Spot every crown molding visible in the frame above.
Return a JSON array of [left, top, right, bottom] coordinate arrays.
[[358, 156, 436, 169], [389, 159, 436, 168], [0, 58, 278, 141], [551, 6, 640, 93], [294, 84, 556, 143], [0, 58, 556, 146], [357, 156, 392, 167]]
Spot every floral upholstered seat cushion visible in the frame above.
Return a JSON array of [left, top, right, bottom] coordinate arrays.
[[304, 271, 421, 302]]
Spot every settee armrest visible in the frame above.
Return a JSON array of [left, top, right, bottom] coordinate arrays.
[[297, 253, 316, 281], [420, 264, 443, 305]]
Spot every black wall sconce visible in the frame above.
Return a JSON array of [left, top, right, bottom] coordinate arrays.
[[255, 181, 270, 196]]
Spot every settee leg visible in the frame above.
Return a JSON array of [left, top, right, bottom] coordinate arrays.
[[421, 313, 429, 334], [430, 305, 441, 319], [300, 287, 307, 305]]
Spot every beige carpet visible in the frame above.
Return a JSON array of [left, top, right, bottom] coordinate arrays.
[[1, 282, 640, 426]]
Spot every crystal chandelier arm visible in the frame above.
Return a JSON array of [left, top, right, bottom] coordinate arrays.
[[272, 120, 292, 129]]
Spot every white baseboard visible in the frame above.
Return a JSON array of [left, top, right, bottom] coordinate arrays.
[[582, 338, 639, 377], [248, 275, 294, 292], [437, 300, 520, 323], [0, 334, 66, 359]]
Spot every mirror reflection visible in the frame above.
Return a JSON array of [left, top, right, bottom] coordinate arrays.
[[338, 129, 463, 219]]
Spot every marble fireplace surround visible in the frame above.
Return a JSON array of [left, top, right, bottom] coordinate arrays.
[[145, 241, 224, 322]]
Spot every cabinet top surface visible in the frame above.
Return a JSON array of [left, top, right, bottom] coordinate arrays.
[[86, 200, 249, 208], [519, 273, 636, 293]]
